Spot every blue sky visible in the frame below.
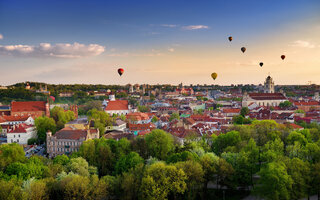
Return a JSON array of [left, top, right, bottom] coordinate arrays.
[[0, 0, 320, 85]]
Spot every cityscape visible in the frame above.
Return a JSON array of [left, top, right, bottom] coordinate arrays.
[[0, 0, 320, 200]]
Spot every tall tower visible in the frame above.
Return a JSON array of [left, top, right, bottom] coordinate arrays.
[[264, 76, 274, 93]]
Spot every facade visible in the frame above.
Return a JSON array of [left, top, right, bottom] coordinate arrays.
[[7, 123, 37, 144], [11, 101, 50, 118], [46, 128, 99, 158], [242, 93, 287, 107], [65, 117, 89, 130], [264, 76, 275, 93], [0, 105, 10, 116], [105, 95, 131, 115]]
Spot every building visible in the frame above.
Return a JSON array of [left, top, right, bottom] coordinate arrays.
[[65, 117, 89, 130], [0, 116, 34, 136], [7, 123, 37, 144], [11, 101, 50, 118], [106, 119, 127, 132], [264, 76, 275, 93], [242, 93, 287, 107], [0, 105, 10, 116], [126, 112, 150, 124], [242, 76, 287, 107], [105, 95, 131, 115], [46, 128, 99, 158]]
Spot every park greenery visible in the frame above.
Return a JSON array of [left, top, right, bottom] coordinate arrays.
[[0, 120, 320, 200]]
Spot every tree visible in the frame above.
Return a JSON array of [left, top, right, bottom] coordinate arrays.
[[35, 117, 56, 143], [53, 155, 70, 166], [279, 100, 292, 109], [115, 152, 144, 175], [61, 175, 91, 200], [0, 179, 23, 200], [286, 131, 308, 146], [27, 138, 38, 145], [151, 116, 158, 123], [0, 143, 25, 170], [199, 153, 218, 198], [120, 164, 145, 200], [145, 129, 174, 160], [169, 113, 180, 122], [232, 115, 252, 125], [175, 161, 204, 199], [88, 109, 113, 134], [212, 131, 241, 155], [67, 157, 90, 176], [255, 162, 293, 200], [240, 107, 249, 117], [138, 105, 150, 113], [141, 162, 187, 200], [23, 179, 48, 200]]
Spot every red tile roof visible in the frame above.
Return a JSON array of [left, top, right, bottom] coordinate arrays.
[[11, 101, 47, 112], [0, 115, 31, 123], [223, 108, 241, 113], [54, 128, 88, 140], [248, 93, 286, 100], [289, 123, 304, 130], [127, 112, 149, 121], [294, 101, 320, 106], [8, 123, 33, 133], [105, 100, 128, 111]]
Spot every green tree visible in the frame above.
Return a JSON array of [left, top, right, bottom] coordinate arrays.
[[145, 129, 174, 160], [0, 143, 25, 170], [115, 152, 144, 175], [279, 100, 293, 109], [212, 130, 241, 155], [255, 162, 293, 200], [138, 105, 150, 113], [0, 179, 23, 200], [169, 113, 180, 122], [67, 157, 90, 176], [141, 162, 187, 200], [240, 107, 249, 117], [35, 117, 56, 143]]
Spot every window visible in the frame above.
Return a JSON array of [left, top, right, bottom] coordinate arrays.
[[11, 139, 13, 143], [18, 135, 20, 138], [17, 139, 19, 143], [14, 135, 15, 138]]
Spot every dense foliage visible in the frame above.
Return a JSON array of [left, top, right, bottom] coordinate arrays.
[[1, 121, 320, 200]]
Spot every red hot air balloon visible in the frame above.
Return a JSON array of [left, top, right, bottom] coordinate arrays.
[[228, 36, 233, 42], [241, 47, 246, 53], [118, 68, 124, 76], [281, 55, 285, 60]]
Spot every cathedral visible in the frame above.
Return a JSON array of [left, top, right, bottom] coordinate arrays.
[[242, 76, 287, 107]]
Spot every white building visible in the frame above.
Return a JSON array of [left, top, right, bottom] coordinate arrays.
[[7, 123, 37, 144], [104, 95, 131, 115], [264, 76, 275, 93]]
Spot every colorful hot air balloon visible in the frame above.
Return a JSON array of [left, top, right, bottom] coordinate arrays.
[[228, 36, 233, 42], [211, 73, 218, 80], [281, 55, 285, 60], [241, 47, 246, 53], [259, 62, 263, 67], [118, 68, 124, 76]]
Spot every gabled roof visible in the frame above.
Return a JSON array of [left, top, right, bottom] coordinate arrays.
[[248, 93, 286, 100], [11, 101, 47, 112], [0, 116, 32, 123], [8, 123, 33, 133], [105, 100, 129, 111], [54, 128, 88, 140]]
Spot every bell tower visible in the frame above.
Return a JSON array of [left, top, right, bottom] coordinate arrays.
[[264, 75, 274, 93]]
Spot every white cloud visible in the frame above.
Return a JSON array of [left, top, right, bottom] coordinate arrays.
[[161, 24, 177, 28], [0, 42, 105, 58], [0, 34, 3, 40], [168, 48, 175, 52], [182, 25, 209, 30], [290, 40, 316, 48]]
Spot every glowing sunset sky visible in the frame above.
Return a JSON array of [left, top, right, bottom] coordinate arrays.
[[0, 0, 320, 85]]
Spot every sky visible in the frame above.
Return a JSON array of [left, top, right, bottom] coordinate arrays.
[[0, 0, 320, 86]]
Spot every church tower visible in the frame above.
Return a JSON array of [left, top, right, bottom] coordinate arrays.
[[264, 75, 274, 93]]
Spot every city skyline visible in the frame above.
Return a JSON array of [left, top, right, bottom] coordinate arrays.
[[1, 0, 320, 85]]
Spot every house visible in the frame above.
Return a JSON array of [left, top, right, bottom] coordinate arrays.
[[106, 119, 126, 131], [292, 100, 320, 112], [104, 95, 131, 115], [126, 112, 150, 124], [222, 108, 241, 118], [128, 123, 156, 135], [0, 116, 34, 136], [0, 105, 10, 116], [11, 101, 50, 118], [65, 117, 89, 130], [46, 128, 99, 158], [7, 123, 37, 145]]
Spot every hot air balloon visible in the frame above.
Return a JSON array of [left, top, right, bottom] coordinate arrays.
[[228, 36, 233, 42], [241, 47, 246, 53], [211, 73, 218, 80], [118, 68, 124, 76], [259, 62, 263, 67], [281, 55, 285, 60]]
